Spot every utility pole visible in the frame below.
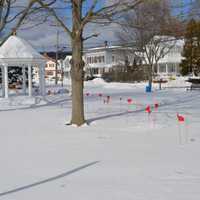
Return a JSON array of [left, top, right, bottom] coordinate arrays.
[[175, 0, 184, 20], [55, 29, 59, 85], [61, 59, 64, 87], [52, 17, 68, 86]]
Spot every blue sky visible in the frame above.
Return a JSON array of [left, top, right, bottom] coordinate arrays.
[[17, 0, 195, 51], [18, 0, 117, 51]]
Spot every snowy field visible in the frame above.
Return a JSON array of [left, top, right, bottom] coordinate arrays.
[[0, 78, 200, 200]]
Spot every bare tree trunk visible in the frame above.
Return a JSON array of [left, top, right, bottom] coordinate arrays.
[[70, 0, 85, 126], [35, 0, 144, 126], [70, 37, 85, 126], [0, 1, 5, 20]]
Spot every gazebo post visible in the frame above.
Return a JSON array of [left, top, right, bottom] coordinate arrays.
[[166, 63, 168, 75], [1, 66, 4, 97], [4, 65, 8, 98], [22, 65, 26, 94], [28, 64, 32, 97], [157, 63, 160, 74]]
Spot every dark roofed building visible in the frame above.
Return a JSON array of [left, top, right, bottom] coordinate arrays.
[[40, 51, 71, 60]]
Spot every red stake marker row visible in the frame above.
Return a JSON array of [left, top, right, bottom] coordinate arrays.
[[177, 113, 185, 122]]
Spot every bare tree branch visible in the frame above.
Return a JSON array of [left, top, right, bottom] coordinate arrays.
[[34, 0, 72, 37]]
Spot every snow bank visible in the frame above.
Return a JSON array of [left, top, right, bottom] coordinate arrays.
[[91, 78, 107, 85], [165, 76, 191, 87], [104, 82, 144, 90], [0, 96, 46, 110], [0, 81, 200, 200], [87, 77, 191, 91]]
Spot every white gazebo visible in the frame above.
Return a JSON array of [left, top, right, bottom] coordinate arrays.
[[0, 35, 46, 98]]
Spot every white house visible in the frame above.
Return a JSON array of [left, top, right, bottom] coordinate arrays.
[[43, 53, 62, 82], [156, 39, 184, 76], [84, 38, 185, 78], [84, 45, 136, 77], [62, 55, 72, 80], [61, 38, 184, 81], [140, 36, 184, 77], [34, 52, 71, 84]]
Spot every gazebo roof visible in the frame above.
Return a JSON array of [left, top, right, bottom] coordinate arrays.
[[0, 35, 45, 65]]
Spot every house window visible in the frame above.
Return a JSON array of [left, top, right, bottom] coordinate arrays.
[[49, 64, 54, 68], [97, 56, 100, 63], [168, 63, 176, 73], [102, 56, 105, 63], [159, 64, 166, 73], [94, 57, 97, 63], [92, 68, 99, 74], [87, 56, 105, 64], [112, 56, 115, 62], [46, 71, 54, 76], [98, 56, 101, 63], [105, 68, 109, 73]]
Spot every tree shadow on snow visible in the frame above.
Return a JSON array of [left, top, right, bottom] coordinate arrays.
[[87, 93, 200, 124], [0, 161, 99, 197], [87, 108, 145, 124]]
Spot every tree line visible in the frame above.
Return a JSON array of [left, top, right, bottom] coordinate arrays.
[[181, 19, 200, 76]]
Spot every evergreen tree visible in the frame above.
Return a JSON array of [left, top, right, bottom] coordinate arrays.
[[181, 19, 200, 76]]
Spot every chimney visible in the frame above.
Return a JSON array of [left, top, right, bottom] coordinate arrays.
[[43, 52, 48, 57], [104, 40, 108, 48], [12, 28, 17, 36]]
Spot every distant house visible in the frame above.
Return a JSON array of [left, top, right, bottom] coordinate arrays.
[[84, 45, 136, 77], [43, 53, 62, 82], [62, 55, 72, 80], [53, 38, 184, 83], [34, 52, 71, 83], [156, 39, 184, 76], [140, 36, 184, 77]]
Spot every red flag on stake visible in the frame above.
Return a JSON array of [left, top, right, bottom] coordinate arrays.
[[85, 92, 90, 97], [154, 103, 159, 109], [106, 96, 111, 104], [98, 93, 103, 97], [177, 114, 185, 122], [127, 98, 133, 112], [145, 105, 151, 114], [119, 97, 122, 111], [127, 98, 133, 104]]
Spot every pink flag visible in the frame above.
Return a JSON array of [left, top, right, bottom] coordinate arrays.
[[177, 114, 185, 122], [154, 103, 159, 109], [145, 105, 151, 114], [98, 93, 103, 97], [127, 98, 133, 104]]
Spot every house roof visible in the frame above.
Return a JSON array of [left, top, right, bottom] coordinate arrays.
[[40, 51, 71, 60], [0, 36, 44, 59], [84, 45, 135, 54], [0, 35, 45, 65], [43, 53, 56, 62]]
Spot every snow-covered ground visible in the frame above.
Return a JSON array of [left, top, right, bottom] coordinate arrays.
[[0, 78, 200, 200]]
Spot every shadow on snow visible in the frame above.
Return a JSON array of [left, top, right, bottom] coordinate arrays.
[[0, 161, 99, 197]]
